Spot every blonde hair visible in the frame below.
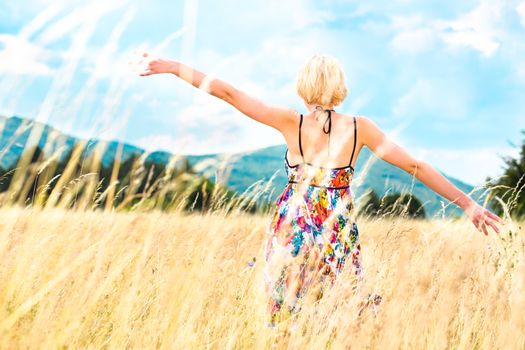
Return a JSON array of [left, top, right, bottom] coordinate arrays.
[[296, 54, 348, 107]]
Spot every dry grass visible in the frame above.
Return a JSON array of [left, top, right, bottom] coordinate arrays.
[[0, 207, 523, 349]]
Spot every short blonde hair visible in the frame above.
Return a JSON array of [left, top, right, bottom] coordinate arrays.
[[296, 54, 348, 107]]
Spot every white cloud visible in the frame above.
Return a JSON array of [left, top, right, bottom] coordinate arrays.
[[437, 2, 503, 57], [0, 34, 55, 75], [437, 2, 502, 56], [0, 6, 64, 113], [517, 2, 525, 27], [390, 1, 506, 57], [390, 28, 439, 54]]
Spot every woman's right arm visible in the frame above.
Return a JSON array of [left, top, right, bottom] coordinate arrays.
[[358, 116, 502, 235], [138, 52, 296, 132]]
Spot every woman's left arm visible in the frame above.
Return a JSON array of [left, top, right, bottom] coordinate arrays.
[[359, 116, 503, 235], [136, 52, 295, 132]]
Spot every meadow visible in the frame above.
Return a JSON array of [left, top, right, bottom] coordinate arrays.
[[0, 205, 523, 349]]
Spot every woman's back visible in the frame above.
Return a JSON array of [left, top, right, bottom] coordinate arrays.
[[283, 109, 361, 170], [263, 108, 365, 326]]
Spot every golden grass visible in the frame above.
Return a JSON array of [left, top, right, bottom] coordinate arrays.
[[0, 207, 523, 349]]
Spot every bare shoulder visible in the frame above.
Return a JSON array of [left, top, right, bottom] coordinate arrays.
[[343, 114, 371, 131], [275, 105, 299, 117], [353, 115, 381, 134], [354, 115, 373, 126], [348, 115, 386, 148], [275, 107, 301, 133]]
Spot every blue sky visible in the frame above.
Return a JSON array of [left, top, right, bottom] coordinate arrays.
[[0, 0, 524, 186]]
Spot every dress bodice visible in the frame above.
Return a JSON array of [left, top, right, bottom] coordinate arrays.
[[284, 151, 354, 189]]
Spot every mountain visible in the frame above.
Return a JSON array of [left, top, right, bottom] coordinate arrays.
[[0, 114, 478, 217]]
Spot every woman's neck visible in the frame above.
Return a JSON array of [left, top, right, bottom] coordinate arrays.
[[305, 103, 335, 113]]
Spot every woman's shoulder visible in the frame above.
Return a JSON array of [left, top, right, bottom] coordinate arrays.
[[340, 113, 369, 126], [342, 114, 380, 138], [347, 114, 375, 127], [351, 115, 385, 142]]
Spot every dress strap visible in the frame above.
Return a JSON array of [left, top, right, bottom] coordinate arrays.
[[348, 115, 357, 167], [299, 114, 305, 162]]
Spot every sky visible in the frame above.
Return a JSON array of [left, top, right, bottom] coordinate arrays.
[[0, 0, 524, 186]]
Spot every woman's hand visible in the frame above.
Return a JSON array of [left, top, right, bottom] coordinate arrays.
[[461, 200, 503, 236], [131, 51, 176, 76]]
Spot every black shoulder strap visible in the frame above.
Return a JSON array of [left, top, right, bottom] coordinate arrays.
[[299, 114, 305, 162], [349, 116, 357, 167]]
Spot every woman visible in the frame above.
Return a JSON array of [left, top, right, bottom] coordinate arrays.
[[137, 52, 502, 327]]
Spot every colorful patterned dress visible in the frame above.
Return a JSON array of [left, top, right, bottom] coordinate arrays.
[[263, 113, 371, 326]]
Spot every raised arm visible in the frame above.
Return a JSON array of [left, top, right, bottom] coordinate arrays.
[[137, 52, 295, 132], [358, 116, 503, 235]]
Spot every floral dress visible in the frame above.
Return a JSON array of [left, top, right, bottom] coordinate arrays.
[[263, 113, 380, 326]]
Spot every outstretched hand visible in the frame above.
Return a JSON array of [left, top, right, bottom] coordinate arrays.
[[129, 51, 175, 76], [462, 201, 503, 236]]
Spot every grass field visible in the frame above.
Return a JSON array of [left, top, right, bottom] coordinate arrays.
[[0, 207, 523, 349]]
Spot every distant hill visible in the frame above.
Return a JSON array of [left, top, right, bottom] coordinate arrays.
[[0, 114, 479, 217], [0, 115, 173, 168]]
